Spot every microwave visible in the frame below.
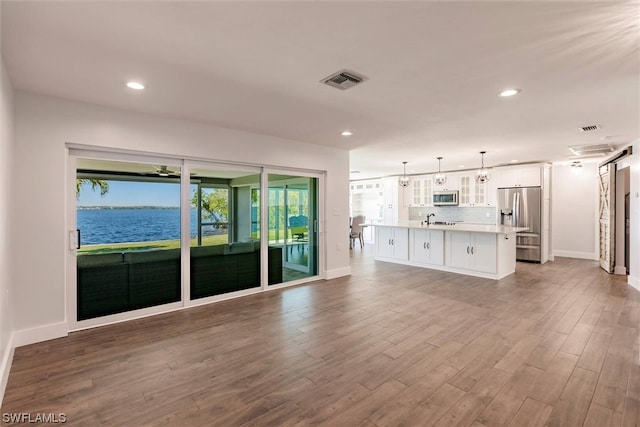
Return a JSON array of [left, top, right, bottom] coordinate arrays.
[[433, 190, 459, 206]]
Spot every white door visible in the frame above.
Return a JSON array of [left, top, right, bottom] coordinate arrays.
[[599, 164, 615, 273]]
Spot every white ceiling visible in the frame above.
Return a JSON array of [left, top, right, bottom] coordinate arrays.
[[2, 1, 638, 179]]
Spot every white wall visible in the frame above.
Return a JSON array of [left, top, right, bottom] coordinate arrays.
[[12, 92, 351, 336], [551, 162, 599, 260], [0, 57, 16, 403], [620, 141, 640, 291], [551, 146, 640, 292]]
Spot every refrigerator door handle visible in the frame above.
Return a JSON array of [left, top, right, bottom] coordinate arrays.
[[512, 192, 520, 227]]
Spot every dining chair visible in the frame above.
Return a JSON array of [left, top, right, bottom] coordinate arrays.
[[349, 215, 366, 249]]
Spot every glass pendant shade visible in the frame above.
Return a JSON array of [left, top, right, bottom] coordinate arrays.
[[476, 151, 491, 183], [399, 161, 410, 188], [434, 157, 446, 186]]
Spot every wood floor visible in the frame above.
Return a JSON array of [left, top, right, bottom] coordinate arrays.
[[2, 248, 639, 426]]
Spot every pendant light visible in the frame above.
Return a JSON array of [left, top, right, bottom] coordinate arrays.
[[398, 161, 410, 188], [476, 151, 491, 183], [434, 157, 447, 186]]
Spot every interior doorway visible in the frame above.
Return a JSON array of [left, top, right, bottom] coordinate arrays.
[[615, 166, 631, 275]]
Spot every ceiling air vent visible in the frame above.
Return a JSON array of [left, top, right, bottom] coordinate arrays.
[[568, 143, 615, 157], [321, 70, 368, 90], [580, 124, 600, 132]]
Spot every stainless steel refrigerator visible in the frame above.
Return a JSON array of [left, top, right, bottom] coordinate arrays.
[[498, 187, 542, 262]]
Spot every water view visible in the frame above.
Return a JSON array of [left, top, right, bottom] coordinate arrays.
[[77, 207, 200, 245]]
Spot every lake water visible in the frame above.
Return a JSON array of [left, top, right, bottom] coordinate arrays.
[[77, 208, 201, 245]]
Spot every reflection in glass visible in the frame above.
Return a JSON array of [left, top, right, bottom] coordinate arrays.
[[76, 160, 182, 320], [268, 174, 318, 283], [189, 170, 273, 299]]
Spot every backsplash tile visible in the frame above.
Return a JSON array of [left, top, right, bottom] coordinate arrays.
[[409, 206, 497, 224]]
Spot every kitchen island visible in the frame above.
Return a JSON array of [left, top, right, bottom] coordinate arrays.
[[374, 222, 528, 280]]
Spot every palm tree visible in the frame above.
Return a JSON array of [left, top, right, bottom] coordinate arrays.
[[76, 179, 109, 198]]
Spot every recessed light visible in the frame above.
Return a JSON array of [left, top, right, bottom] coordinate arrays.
[[510, 159, 519, 163], [499, 88, 520, 97], [126, 81, 145, 90], [458, 165, 465, 168], [341, 131, 353, 136]]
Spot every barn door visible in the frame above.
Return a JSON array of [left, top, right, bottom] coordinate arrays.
[[598, 163, 615, 273]]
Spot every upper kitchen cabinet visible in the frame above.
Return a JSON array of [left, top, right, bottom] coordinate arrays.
[[496, 165, 542, 188], [408, 175, 434, 207], [432, 172, 459, 193], [458, 173, 497, 207]]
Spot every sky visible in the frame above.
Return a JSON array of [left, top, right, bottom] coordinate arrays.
[[77, 180, 185, 207]]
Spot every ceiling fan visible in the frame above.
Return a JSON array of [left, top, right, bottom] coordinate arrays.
[[151, 165, 180, 177], [148, 165, 197, 177]]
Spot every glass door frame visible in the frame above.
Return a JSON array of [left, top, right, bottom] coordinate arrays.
[[181, 160, 264, 307], [67, 149, 186, 331], [67, 147, 325, 331], [263, 167, 324, 289]]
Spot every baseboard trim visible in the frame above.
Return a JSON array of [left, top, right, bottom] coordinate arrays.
[[0, 333, 15, 408], [552, 250, 598, 260], [325, 266, 351, 280], [614, 266, 628, 276], [13, 322, 68, 348], [629, 275, 640, 292]]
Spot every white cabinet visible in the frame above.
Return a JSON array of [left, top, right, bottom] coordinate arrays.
[[381, 177, 408, 224], [446, 232, 497, 273], [433, 172, 459, 192], [497, 165, 541, 188], [410, 229, 444, 266], [376, 226, 409, 260], [458, 174, 497, 207], [408, 176, 434, 207]]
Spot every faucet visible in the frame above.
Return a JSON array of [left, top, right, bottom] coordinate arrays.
[[426, 213, 435, 225]]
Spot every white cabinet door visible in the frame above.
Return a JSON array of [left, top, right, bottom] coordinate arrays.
[[409, 178, 421, 206], [434, 172, 459, 192], [447, 231, 471, 269], [446, 231, 497, 272], [458, 174, 472, 206], [422, 177, 434, 207], [392, 227, 409, 260], [381, 178, 398, 223], [471, 232, 497, 273], [517, 166, 542, 187], [497, 166, 541, 188], [457, 174, 496, 207], [408, 176, 433, 207], [410, 229, 444, 266], [411, 229, 430, 263], [376, 227, 394, 258], [376, 227, 408, 260]]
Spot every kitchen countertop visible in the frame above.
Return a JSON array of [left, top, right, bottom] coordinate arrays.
[[371, 222, 528, 234]]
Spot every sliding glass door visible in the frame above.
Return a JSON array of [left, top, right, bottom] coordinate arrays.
[[70, 153, 321, 328], [188, 165, 267, 300], [75, 159, 183, 320], [268, 174, 318, 283]]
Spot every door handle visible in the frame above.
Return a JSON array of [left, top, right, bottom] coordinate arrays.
[[77, 229, 81, 249], [70, 229, 80, 250], [471, 246, 474, 255], [426, 242, 430, 250], [423, 242, 427, 249], [466, 246, 469, 254]]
